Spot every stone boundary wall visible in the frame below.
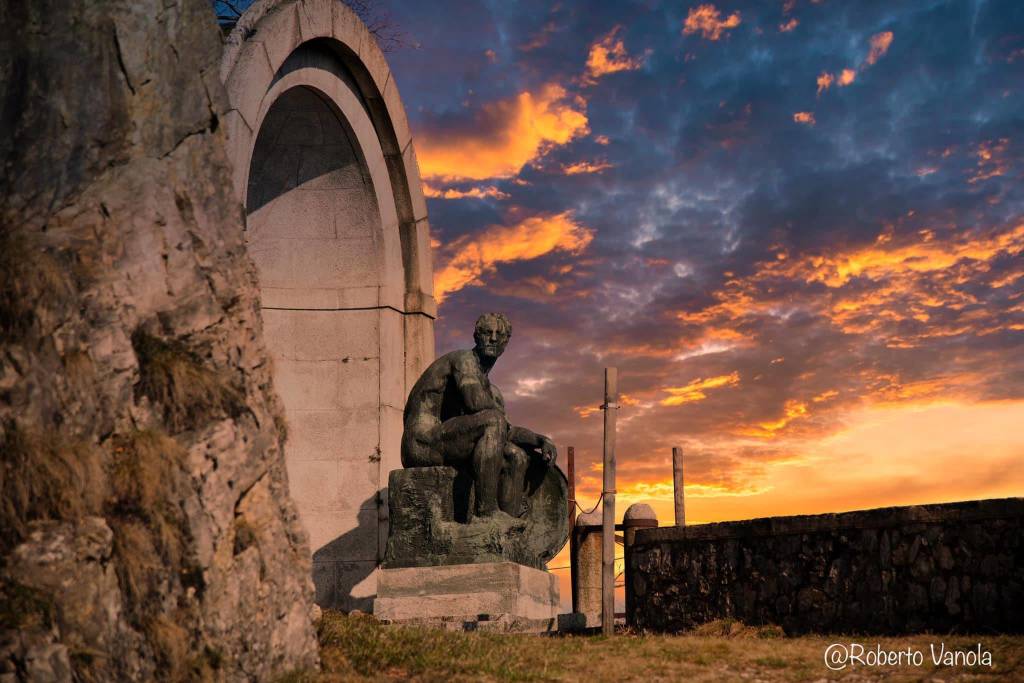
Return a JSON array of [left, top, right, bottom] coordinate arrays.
[[627, 498, 1024, 634]]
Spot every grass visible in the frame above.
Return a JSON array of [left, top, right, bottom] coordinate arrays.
[[281, 611, 1024, 682], [132, 330, 246, 433], [0, 231, 71, 342], [104, 430, 192, 592], [0, 421, 103, 553], [105, 429, 211, 683]]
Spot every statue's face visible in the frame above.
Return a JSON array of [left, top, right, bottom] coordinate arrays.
[[474, 318, 510, 360]]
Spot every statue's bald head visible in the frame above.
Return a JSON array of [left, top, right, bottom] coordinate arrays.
[[473, 313, 512, 360]]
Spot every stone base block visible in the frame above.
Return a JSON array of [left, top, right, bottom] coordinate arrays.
[[373, 562, 559, 633], [556, 612, 601, 632]]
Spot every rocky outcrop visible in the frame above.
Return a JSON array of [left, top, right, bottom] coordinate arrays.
[[627, 498, 1024, 635], [0, 1, 317, 680]]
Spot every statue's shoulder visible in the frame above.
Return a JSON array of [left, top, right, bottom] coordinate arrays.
[[444, 348, 475, 362], [422, 348, 472, 374]]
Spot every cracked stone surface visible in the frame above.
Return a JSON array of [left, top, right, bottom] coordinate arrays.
[[0, 1, 318, 679]]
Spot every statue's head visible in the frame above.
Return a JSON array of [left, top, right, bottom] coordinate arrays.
[[473, 313, 512, 360]]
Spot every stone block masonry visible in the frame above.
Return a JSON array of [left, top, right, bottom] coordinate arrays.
[[221, 0, 436, 612], [374, 562, 560, 633], [628, 498, 1024, 634]]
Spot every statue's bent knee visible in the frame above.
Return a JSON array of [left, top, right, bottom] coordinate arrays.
[[479, 408, 507, 430], [504, 443, 528, 469]]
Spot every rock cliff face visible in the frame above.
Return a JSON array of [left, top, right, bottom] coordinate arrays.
[[0, 1, 318, 680]]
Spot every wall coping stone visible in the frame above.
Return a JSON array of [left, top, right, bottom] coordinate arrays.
[[635, 497, 1024, 546]]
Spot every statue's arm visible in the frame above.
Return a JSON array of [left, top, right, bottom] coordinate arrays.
[[489, 384, 542, 447], [509, 425, 557, 465], [488, 382, 556, 463], [452, 353, 498, 412], [509, 425, 543, 448]]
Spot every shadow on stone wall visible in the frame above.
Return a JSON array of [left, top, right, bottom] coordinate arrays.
[[312, 492, 380, 612], [246, 81, 367, 214]]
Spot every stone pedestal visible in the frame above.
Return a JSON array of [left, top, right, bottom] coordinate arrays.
[[373, 562, 560, 633], [384, 466, 569, 570]]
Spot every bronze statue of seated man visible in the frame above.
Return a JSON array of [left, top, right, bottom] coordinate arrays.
[[401, 312, 557, 519]]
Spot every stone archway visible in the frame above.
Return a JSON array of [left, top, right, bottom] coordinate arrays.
[[220, 0, 435, 610]]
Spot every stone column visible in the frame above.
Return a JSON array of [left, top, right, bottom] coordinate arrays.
[[623, 503, 658, 626], [572, 510, 603, 626]]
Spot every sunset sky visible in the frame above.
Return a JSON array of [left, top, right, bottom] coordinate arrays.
[[377, 0, 1024, 529]]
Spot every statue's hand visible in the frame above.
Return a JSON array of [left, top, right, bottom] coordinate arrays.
[[540, 437, 557, 465]]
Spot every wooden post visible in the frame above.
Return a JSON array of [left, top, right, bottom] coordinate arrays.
[[567, 446, 576, 528], [601, 368, 617, 636], [672, 446, 685, 527], [567, 446, 578, 613]]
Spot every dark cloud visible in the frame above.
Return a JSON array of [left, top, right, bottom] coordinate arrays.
[[379, 0, 1024, 511]]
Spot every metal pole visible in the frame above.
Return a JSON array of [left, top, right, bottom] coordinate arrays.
[[567, 445, 578, 613], [601, 368, 617, 636], [672, 446, 685, 527]]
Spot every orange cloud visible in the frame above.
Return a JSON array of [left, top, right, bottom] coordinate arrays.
[[433, 211, 594, 301], [779, 18, 799, 33], [816, 71, 834, 95], [793, 111, 816, 125], [739, 400, 809, 438], [683, 4, 741, 41], [865, 31, 894, 66], [661, 372, 740, 406], [575, 393, 644, 419], [618, 478, 771, 503], [968, 138, 1010, 184], [675, 221, 1024, 353], [594, 135, 610, 145], [422, 183, 509, 200], [815, 34, 891, 100], [869, 374, 982, 406], [562, 160, 613, 175], [416, 84, 589, 182], [585, 26, 648, 82], [819, 68, 857, 94], [800, 223, 1024, 287]]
